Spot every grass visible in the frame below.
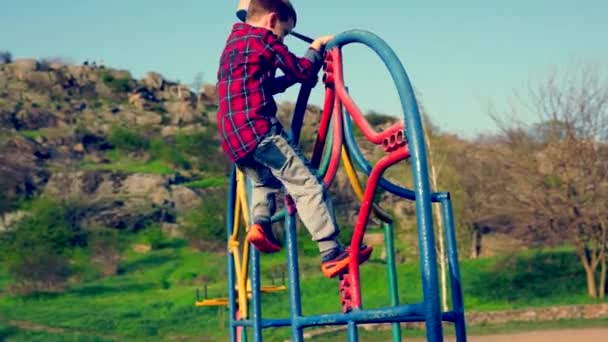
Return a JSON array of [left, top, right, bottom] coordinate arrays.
[[0, 234, 606, 341], [20, 127, 73, 140], [183, 176, 227, 189], [81, 159, 174, 175], [81, 149, 175, 175]]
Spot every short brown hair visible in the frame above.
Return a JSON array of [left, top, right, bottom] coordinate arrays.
[[247, 0, 297, 26]]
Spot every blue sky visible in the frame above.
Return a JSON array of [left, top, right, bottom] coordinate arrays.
[[1, 0, 607, 138]]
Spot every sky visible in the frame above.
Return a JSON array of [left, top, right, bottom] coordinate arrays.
[[1, 0, 607, 139]]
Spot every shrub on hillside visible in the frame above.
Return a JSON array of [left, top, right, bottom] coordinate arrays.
[[0, 50, 11, 64], [88, 229, 121, 277], [99, 70, 132, 93], [4, 198, 86, 294], [173, 131, 228, 173], [181, 189, 226, 251], [150, 130, 229, 172], [108, 125, 150, 152], [365, 110, 397, 126]]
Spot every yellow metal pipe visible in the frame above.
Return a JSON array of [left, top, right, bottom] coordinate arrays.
[[234, 170, 250, 319], [237, 170, 250, 228], [340, 146, 392, 222]]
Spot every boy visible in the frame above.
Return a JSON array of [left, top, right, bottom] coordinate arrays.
[[216, 0, 372, 279]]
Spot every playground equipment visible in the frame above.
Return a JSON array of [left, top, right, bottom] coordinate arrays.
[[200, 2, 468, 341]]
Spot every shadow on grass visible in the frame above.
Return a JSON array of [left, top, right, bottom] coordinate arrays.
[[0, 324, 18, 340], [466, 250, 585, 302], [117, 254, 177, 275], [155, 239, 188, 249], [69, 282, 158, 297]]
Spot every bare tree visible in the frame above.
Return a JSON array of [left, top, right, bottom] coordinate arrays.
[[191, 72, 204, 93], [490, 63, 608, 298]]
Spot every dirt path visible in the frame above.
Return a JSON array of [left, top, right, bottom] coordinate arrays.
[[407, 328, 608, 342]]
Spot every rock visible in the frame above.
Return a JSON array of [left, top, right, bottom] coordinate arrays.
[[143, 72, 165, 91], [13, 58, 39, 72], [48, 62, 65, 70], [73, 143, 85, 153], [161, 223, 182, 238], [0, 210, 28, 232], [200, 84, 218, 104], [15, 108, 58, 130], [165, 101, 197, 125], [176, 85, 194, 102], [170, 185, 201, 212], [132, 243, 151, 253], [122, 173, 168, 199], [161, 125, 179, 137], [128, 87, 159, 110], [44, 171, 174, 230], [23, 71, 57, 87], [135, 111, 162, 126]]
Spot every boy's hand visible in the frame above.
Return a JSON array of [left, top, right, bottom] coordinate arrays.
[[311, 35, 334, 51]]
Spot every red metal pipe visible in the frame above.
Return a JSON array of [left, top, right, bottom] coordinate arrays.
[[332, 49, 406, 147], [323, 84, 344, 187], [348, 147, 410, 308], [311, 87, 335, 168]]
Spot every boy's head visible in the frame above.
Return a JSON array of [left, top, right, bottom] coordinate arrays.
[[246, 0, 296, 41]]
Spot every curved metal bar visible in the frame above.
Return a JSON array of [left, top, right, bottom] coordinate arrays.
[[340, 145, 393, 223], [226, 165, 238, 342], [343, 112, 444, 203], [328, 29, 442, 341]]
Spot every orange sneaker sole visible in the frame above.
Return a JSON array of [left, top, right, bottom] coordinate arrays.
[[247, 224, 281, 254], [321, 246, 373, 278]]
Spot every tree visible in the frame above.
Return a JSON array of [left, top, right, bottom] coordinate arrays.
[[490, 63, 608, 298], [0, 50, 11, 64], [451, 141, 508, 258], [191, 72, 204, 93]]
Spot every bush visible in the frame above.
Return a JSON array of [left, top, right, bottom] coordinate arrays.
[[365, 110, 397, 126], [181, 189, 227, 250], [150, 138, 190, 170], [150, 131, 228, 172], [108, 125, 150, 152], [9, 247, 71, 294], [100, 70, 132, 93], [4, 198, 86, 294], [174, 131, 228, 173], [0, 50, 11, 64], [88, 229, 121, 276]]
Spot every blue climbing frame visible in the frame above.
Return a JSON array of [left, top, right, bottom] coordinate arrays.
[[224, 10, 467, 341]]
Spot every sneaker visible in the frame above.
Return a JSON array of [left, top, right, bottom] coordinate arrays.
[[321, 244, 373, 278], [247, 222, 281, 253]]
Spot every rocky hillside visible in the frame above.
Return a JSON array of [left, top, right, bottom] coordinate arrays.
[[0, 57, 414, 244], [0, 58, 225, 232]]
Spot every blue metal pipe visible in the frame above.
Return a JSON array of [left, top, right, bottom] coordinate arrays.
[[226, 165, 237, 342], [285, 212, 304, 341], [232, 310, 460, 328], [328, 29, 442, 342], [347, 321, 359, 341], [342, 113, 446, 203], [245, 177, 263, 342], [296, 303, 424, 327], [440, 195, 467, 342]]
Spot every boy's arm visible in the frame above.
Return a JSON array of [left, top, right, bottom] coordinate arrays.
[[265, 75, 297, 95], [266, 72, 320, 94], [261, 32, 323, 83]]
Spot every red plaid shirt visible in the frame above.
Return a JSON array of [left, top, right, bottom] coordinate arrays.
[[216, 22, 322, 161]]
